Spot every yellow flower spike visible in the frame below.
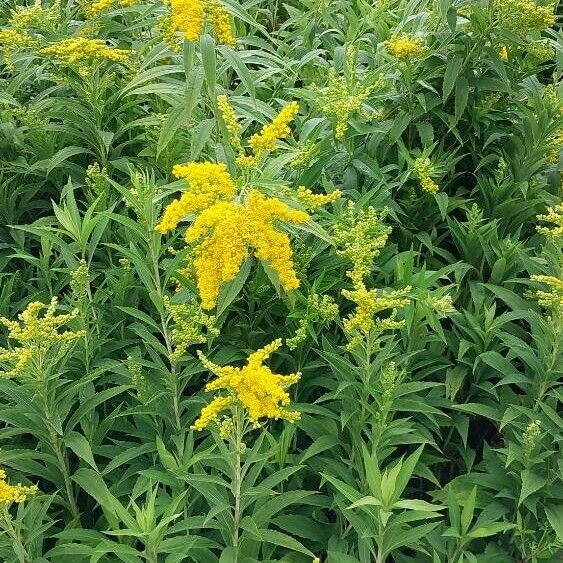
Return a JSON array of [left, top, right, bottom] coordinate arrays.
[[184, 190, 309, 310], [164, 0, 205, 42], [413, 156, 440, 194], [86, 0, 138, 16], [156, 162, 236, 234], [386, 34, 427, 61], [342, 284, 411, 338], [296, 186, 342, 210], [493, 0, 555, 36], [249, 102, 299, 155], [217, 95, 242, 150], [0, 297, 85, 378], [39, 38, 131, 67], [499, 46, 508, 60], [204, 0, 236, 47], [536, 203, 563, 239], [192, 339, 301, 430], [0, 469, 38, 504], [530, 275, 563, 310]]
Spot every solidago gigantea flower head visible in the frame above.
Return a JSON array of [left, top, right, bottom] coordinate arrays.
[[185, 190, 309, 309], [156, 162, 235, 234], [217, 95, 242, 150], [387, 34, 427, 60], [165, 0, 204, 41], [530, 275, 563, 310], [413, 156, 439, 194], [0, 469, 37, 504], [249, 102, 299, 155], [164, 296, 219, 362], [493, 0, 555, 35], [163, 0, 235, 48], [333, 202, 392, 287], [537, 203, 563, 239], [0, 29, 38, 70], [192, 339, 300, 429], [296, 186, 342, 210], [204, 0, 235, 46], [315, 69, 378, 140], [342, 284, 411, 347], [86, 0, 138, 16], [0, 297, 84, 378], [39, 38, 131, 71]]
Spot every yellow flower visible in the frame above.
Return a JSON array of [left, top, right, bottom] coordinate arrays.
[[342, 284, 411, 340], [536, 202, 563, 239], [217, 94, 242, 150], [493, 0, 555, 35], [156, 162, 236, 234], [192, 339, 300, 429], [0, 297, 84, 378], [333, 202, 392, 287], [249, 102, 299, 155], [413, 156, 439, 194], [296, 186, 342, 210], [0, 469, 37, 504], [204, 0, 235, 46], [85, 0, 138, 16], [530, 275, 563, 309], [0, 28, 38, 70], [164, 0, 205, 42], [386, 34, 427, 61], [39, 37, 131, 69], [314, 69, 379, 139], [499, 46, 508, 60], [185, 190, 309, 309]]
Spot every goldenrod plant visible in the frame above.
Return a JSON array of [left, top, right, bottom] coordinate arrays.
[[0, 0, 561, 561]]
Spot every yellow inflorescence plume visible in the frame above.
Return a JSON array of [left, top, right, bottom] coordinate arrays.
[[155, 162, 236, 234], [0, 469, 38, 504], [185, 190, 309, 309], [192, 339, 300, 429]]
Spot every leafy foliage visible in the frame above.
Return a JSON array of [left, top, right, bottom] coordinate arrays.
[[0, 0, 561, 562]]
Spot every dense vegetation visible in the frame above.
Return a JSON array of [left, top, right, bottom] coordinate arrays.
[[0, 0, 562, 561]]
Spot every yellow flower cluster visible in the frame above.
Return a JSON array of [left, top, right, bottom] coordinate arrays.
[[164, 296, 219, 362], [249, 102, 299, 155], [8, 0, 60, 32], [413, 156, 439, 194], [163, 0, 235, 48], [217, 95, 242, 150], [494, 0, 555, 35], [0, 297, 84, 379], [185, 190, 309, 309], [39, 38, 131, 70], [315, 69, 379, 139], [342, 285, 411, 343], [0, 29, 38, 70], [530, 275, 563, 309], [155, 162, 236, 234], [205, 0, 236, 47], [537, 203, 563, 239], [547, 130, 563, 165], [386, 34, 427, 61], [85, 0, 138, 16], [192, 339, 300, 429], [296, 186, 342, 210], [0, 469, 37, 504], [333, 203, 392, 287], [334, 203, 410, 347]]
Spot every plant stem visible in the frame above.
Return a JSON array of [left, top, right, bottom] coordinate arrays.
[[231, 410, 244, 561]]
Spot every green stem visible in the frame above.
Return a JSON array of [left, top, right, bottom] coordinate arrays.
[[0, 506, 30, 563], [231, 411, 244, 561]]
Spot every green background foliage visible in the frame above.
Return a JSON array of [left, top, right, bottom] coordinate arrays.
[[0, 0, 561, 562]]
